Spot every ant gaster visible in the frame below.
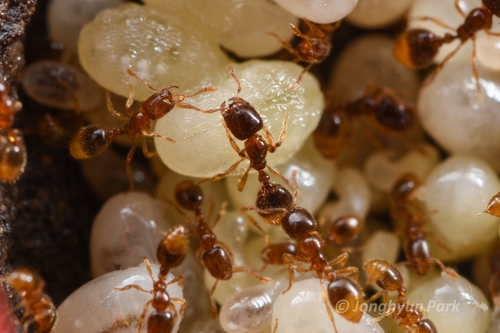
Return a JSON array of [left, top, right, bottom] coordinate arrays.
[[70, 69, 216, 190], [3, 267, 56, 333], [395, 0, 500, 95], [197, 66, 290, 192], [364, 259, 438, 333], [0, 79, 25, 182], [268, 19, 340, 89], [173, 180, 271, 318], [115, 225, 188, 333], [313, 86, 415, 160]]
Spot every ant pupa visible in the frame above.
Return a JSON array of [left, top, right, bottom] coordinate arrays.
[[394, 0, 500, 95], [268, 19, 340, 89], [70, 69, 216, 190]]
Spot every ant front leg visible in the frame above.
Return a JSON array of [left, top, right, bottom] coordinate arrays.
[[106, 90, 129, 121], [290, 63, 313, 90], [125, 144, 137, 192], [197, 157, 246, 185], [171, 298, 187, 318], [263, 113, 289, 152], [142, 131, 176, 143], [209, 279, 220, 319], [267, 31, 297, 55], [302, 19, 326, 38], [233, 266, 272, 283], [266, 164, 292, 189], [238, 164, 252, 191], [282, 253, 311, 293], [221, 119, 244, 156], [141, 138, 157, 158]]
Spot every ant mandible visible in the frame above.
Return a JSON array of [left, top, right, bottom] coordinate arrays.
[[197, 66, 290, 192], [364, 259, 438, 333], [115, 225, 188, 333], [2, 267, 56, 333], [173, 180, 271, 318], [313, 86, 415, 160], [268, 19, 340, 89], [0, 79, 25, 182], [395, 0, 500, 95], [70, 69, 216, 191]]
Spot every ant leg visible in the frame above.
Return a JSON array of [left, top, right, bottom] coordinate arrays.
[[365, 290, 387, 304], [162, 197, 193, 224], [272, 318, 279, 333], [267, 31, 297, 55], [126, 69, 159, 92], [126, 144, 137, 192], [126, 83, 134, 110], [290, 63, 313, 90], [428, 258, 459, 277], [238, 164, 252, 191], [239, 205, 287, 217], [454, 0, 466, 17], [424, 41, 463, 86], [171, 298, 187, 317], [408, 16, 456, 31], [263, 113, 289, 152], [142, 131, 176, 143], [228, 66, 243, 96], [266, 164, 292, 189], [233, 266, 272, 283], [327, 252, 350, 270], [303, 19, 326, 38], [166, 274, 185, 288], [486, 30, 500, 36], [320, 277, 339, 333], [114, 284, 152, 294], [371, 305, 396, 323], [106, 90, 128, 121], [246, 213, 270, 244], [175, 86, 218, 101], [289, 23, 310, 40], [209, 279, 220, 319], [141, 138, 157, 158], [470, 36, 483, 100], [282, 253, 311, 293], [142, 258, 156, 282], [211, 201, 228, 229], [336, 266, 359, 281], [196, 158, 246, 184], [221, 119, 244, 156], [175, 102, 221, 114], [137, 299, 153, 333]]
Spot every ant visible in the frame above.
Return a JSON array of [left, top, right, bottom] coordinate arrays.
[[70, 69, 216, 191], [313, 86, 415, 160], [115, 225, 188, 333], [268, 19, 340, 89], [390, 173, 458, 277], [2, 267, 56, 333], [394, 0, 500, 96], [196, 66, 290, 192], [0, 79, 26, 182], [173, 180, 271, 318], [484, 191, 500, 217], [364, 259, 438, 333]]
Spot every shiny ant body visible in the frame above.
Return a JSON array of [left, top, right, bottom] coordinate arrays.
[[3, 267, 56, 333], [395, 0, 500, 95], [0, 79, 25, 182], [173, 180, 270, 318], [313, 86, 415, 160], [115, 225, 188, 333], [70, 69, 216, 190], [268, 19, 339, 89], [390, 173, 457, 276], [364, 259, 438, 333], [197, 66, 289, 192]]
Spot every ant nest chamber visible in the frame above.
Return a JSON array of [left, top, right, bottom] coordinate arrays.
[[3, 0, 500, 332]]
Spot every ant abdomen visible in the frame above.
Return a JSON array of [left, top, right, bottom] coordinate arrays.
[[256, 183, 294, 225], [417, 319, 438, 333], [202, 247, 233, 280], [70, 125, 121, 159], [224, 97, 263, 141], [0, 129, 26, 182], [281, 207, 317, 239], [327, 276, 364, 323], [394, 29, 442, 69], [404, 238, 431, 275], [148, 311, 175, 333], [327, 214, 364, 245]]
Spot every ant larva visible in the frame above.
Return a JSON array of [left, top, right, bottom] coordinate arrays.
[[70, 69, 216, 191], [268, 19, 340, 89], [395, 0, 500, 95]]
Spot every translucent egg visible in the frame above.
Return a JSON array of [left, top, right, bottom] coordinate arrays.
[[154, 60, 323, 178], [273, 0, 359, 24]]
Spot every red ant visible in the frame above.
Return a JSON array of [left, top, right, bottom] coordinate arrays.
[[70, 69, 216, 191], [390, 173, 458, 276], [0, 79, 25, 182], [196, 66, 290, 192], [395, 0, 500, 95], [484, 191, 500, 217], [2, 267, 56, 333], [313, 86, 415, 160], [268, 19, 340, 89], [173, 180, 271, 318], [115, 225, 188, 333], [364, 259, 438, 333]]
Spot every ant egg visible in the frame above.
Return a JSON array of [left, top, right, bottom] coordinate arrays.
[[154, 60, 323, 178], [212, 212, 251, 264], [22, 61, 103, 111], [476, 25, 500, 71], [47, 0, 124, 58], [145, 0, 298, 58], [90, 192, 169, 277], [364, 143, 440, 192], [78, 3, 230, 100], [273, 0, 358, 24], [225, 139, 336, 216], [54, 263, 183, 333], [219, 280, 286, 333], [272, 278, 384, 333], [362, 231, 400, 265], [346, 0, 413, 28], [418, 155, 500, 261], [418, 60, 500, 172], [408, 272, 490, 333]]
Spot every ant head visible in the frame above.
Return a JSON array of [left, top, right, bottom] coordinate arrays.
[[174, 180, 203, 212], [70, 124, 112, 159], [6, 267, 44, 293], [391, 173, 419, 202], [374, 96, 414, 132], [328, 214, 364, 246], [483, 0, 500, 17]]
